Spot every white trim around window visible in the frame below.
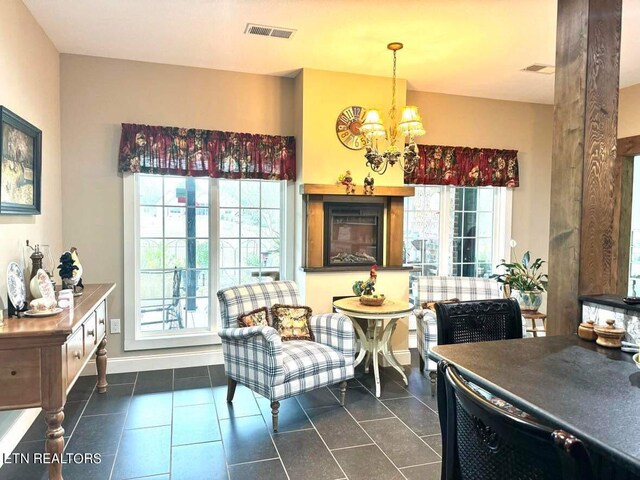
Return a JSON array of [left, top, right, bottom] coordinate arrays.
[[123, 174, 220, 351]]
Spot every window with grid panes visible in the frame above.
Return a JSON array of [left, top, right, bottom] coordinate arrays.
[[404, 185, 504, 280], [125, 174, 286, 350]]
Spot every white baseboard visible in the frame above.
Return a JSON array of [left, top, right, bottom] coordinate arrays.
[[0, 408, 40, 468], [80, 348, 224, 375], [378, 349, 411, 367]]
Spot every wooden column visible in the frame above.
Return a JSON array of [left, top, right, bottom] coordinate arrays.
[[548, 0, 623, 335]]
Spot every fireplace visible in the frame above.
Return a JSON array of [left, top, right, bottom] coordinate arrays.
[[323, 202, 384, 266], [300, 184, 414, 269]]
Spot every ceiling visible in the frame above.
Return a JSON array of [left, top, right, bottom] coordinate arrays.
[[23, 0, 640, 105]]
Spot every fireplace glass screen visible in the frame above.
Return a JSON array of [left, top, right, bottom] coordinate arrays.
[[324, 203, 384, 266]]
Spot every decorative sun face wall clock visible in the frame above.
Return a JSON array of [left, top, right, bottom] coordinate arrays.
[[336, 106, 367, 150]]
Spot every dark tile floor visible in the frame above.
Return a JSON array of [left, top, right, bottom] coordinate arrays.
[[0, 350, 441, 480]]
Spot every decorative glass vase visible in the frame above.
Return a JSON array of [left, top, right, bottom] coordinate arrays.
[[510, 289, 543, 313]]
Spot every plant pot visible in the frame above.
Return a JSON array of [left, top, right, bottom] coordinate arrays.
[[510, 290, 543, 313]]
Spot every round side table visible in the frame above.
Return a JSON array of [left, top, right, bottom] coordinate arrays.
[[333, 297, 413, 397]]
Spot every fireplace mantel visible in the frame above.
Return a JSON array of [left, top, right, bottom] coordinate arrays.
[[300, 183, 414, 269], [299, 183, 414, 197]]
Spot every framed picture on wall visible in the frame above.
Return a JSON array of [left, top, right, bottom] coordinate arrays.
[[0, 106, 42, 215]]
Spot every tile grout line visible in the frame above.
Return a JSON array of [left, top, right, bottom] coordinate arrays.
[[329, 442, 376, 452], [226, 456, 281, 467], [325, 385, 409, 480], [263, 404, 292, 480], [378, 384, 442, 460], [108, 371, 139, 480], [398, 459, 442, 470], [208, 367, 233, 480], [294, 392, 349, 480]]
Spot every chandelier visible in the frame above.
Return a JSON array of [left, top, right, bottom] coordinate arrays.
[[362, 42, 425, 175]]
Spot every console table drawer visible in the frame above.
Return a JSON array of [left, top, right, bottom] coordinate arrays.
[[84, 312, 97, 350], [66, 327, 85, 382], [0, 349, 42, 407], [96, 300, 106, 340]]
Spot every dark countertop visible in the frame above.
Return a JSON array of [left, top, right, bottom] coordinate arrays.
[[580, 294, 640, 314], [430, 335, 640, 475]]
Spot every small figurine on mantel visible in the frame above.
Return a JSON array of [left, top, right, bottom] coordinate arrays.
[[337, 170, 356, 194], [363, 172, 375, 195]]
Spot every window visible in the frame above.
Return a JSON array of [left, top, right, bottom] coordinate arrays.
[[404, 185, 510, 279], [124, 174, 289, 350], [629, 156, 640, 296], [218, 179, 283, 288]]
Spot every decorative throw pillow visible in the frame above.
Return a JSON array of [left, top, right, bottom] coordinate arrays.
[[270, 304, 314, 341], [422, 298, 461, 312], [238, 307, 271, 328]]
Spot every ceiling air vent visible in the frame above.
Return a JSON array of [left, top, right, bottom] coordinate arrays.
[[522, 64, 555, 74], [244, 23, 296, 39]]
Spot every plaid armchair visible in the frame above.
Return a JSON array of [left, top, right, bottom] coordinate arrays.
[[217, 281, 355, 431], [414, 276, 502, 395]]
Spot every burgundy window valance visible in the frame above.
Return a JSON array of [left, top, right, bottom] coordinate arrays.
[[405, 144, 519, 187], [118, 123, 296, 181]]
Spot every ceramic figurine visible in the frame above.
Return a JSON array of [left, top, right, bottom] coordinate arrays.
[[363, 172, 375, 195], [58, 247, 84, 294], [337, 170, 355, 194]]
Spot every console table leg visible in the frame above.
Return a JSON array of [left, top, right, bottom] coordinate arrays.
[[45, 408, 65, 480], [96, 337, 108, 394]]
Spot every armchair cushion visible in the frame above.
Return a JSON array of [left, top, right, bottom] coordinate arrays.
[[238, 307, 271, 328], [271, 304, 314, 341], [282, 341, 344, 382]]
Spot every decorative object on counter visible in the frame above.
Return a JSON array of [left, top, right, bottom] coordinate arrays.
[[622, 341, 639, 354], [578, 320, 597, 341], [25, 240, 43, 281], [23, 241, 55, 294], [58, 248, 83, 294], [594, 319, 625, 348], [0, 106, 42, 215], [27, 296, 58, 314], [57, 289, 74, 309], [363, 172, 375, 195], [6, 262, 26, 317], [337, 170, 355, 194], [30, 268, 55, 300], [491, 240, 548, 313]]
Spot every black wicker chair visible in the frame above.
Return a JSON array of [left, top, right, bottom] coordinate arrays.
[[434, 297, 523, 346], [434, 298, 524, 479], [440, 361, 594, 480]]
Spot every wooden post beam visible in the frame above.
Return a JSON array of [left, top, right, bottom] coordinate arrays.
[[548, 0, 623, 335]]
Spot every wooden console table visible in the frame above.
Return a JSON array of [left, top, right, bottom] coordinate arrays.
[[0, 283, 115, 480]]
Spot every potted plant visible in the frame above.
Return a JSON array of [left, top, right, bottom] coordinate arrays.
[[491, 243, 548, 312]]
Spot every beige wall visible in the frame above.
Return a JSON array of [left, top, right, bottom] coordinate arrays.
[[619, 83, 640, 138], [0, 0, 62, 301], [300, 68, 407, 187], [0, 0, 61, 448], [296, 68, 412, 358], [60, 54, 294, 358], [407, 90, 554, 265]]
